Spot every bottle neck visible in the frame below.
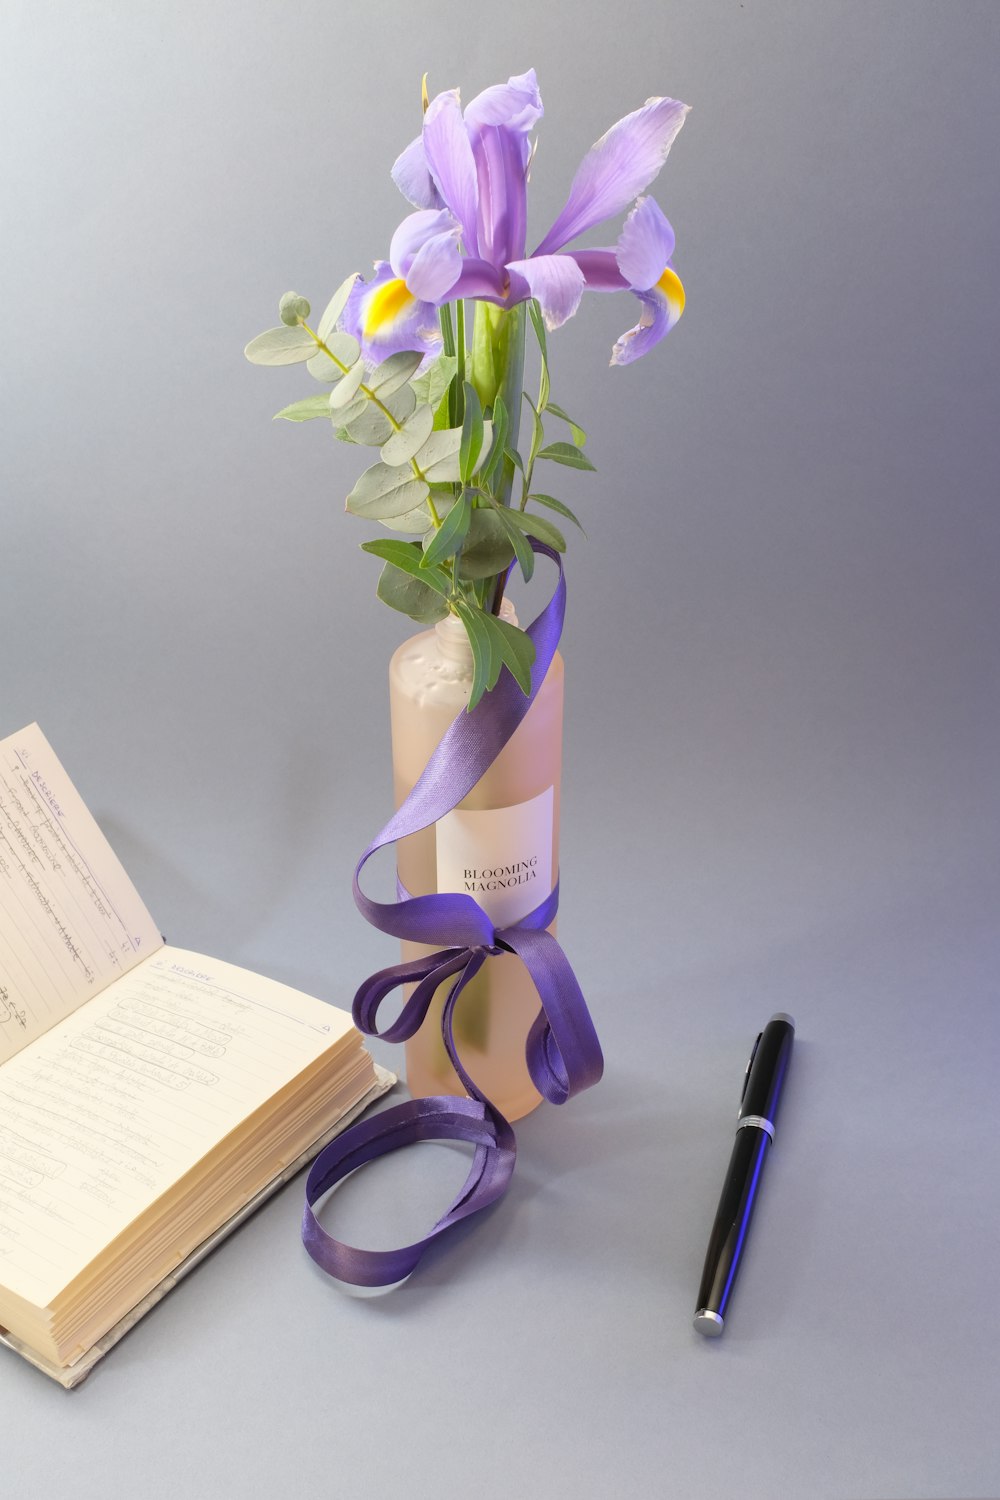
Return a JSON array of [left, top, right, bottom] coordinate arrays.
[[435, 599, 518, 667]]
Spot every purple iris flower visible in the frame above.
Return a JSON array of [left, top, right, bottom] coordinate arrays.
[[341, 70, 689, 368]]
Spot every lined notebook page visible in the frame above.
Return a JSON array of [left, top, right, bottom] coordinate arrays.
[[0, 946, 356, 1309], [0, 725, 162, 1064]]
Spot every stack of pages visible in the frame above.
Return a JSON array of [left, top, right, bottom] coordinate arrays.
[[0, 724, 390, 1382]]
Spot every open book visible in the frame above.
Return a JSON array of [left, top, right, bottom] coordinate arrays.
[[0, 724, 391, 1385]]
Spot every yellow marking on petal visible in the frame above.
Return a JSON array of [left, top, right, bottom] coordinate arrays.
[[364, 277, 416, 337], [656, 265, 685, 325], [421, 72, 430, 112]]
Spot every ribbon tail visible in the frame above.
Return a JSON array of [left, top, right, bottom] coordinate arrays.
[[302, 1093, 516, 1287], [502, 925, 604, 1106]]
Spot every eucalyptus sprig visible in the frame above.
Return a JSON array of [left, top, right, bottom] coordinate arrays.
[[245, 284, 593, 711]]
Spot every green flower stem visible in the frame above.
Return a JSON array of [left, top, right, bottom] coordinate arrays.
[[486, 303, 526, 614], [439, 304, 458, 430], [455, 299, 466, 430], [301, 319, 441, 529]]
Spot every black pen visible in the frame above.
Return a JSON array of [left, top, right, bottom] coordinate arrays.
[[693, 1013, 795, 1336]]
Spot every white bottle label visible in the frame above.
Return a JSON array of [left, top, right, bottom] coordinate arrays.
[[435, 786, 554, 927]]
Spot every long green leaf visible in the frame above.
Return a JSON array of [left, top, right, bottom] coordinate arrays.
[[511, 509, 567, 552], [544, 402, 587, 447], [459, 382, 484, 483], [527, 493, 586, 534], [481, 613, 536, 696], [527, 298, 548, 365], [536, 440, 596, 472], [523, 393, 544, 467], [480, 394, 508, 490], [454, 601, 493, 711], [360, 539, 451, 596], [421, 494, 471, 569], [492, 502, 535, 582], [273, 394, 332, 422]]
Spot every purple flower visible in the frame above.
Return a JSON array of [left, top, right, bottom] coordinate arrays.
[[341, 71, 689, 368]]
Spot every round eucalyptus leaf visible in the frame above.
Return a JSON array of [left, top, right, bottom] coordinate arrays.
[[458, 508, 515, 579], [341, 387, 416, 446], [347, 461, 429, 519], [306, 332, 360, 382], [244, 325, 316, 366], [329, 359, 366, 410], [279, 291, 311, 327], [380, 404, 434, 466], [410, 352, 458, 408], [415, 420, 492, 483], [331, 393, 369, 434], [378, 504, 433, 534], [369, 350, 424, 397], [376, 561, 448, 623], [317, 274, 359, 342]]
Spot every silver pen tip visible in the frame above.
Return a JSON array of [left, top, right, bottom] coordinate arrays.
[[693, 1309, 724, 1337]]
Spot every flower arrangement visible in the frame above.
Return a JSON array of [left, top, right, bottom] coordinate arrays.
[[245, 69, 688, 709]]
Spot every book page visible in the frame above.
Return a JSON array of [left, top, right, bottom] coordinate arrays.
[[0, 725, 162, 1064], [0, 946, 357, 1309]]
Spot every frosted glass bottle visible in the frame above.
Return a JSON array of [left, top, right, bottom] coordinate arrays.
[[388, 601, 563, 1122]]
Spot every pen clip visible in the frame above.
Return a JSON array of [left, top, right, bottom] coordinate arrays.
[[740, 1031, 763, 1105]]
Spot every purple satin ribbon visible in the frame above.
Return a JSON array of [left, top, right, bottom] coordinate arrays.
[[302, 543, 603, 1285]]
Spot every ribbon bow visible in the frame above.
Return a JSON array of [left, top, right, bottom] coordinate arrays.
[[354, 879, 602, 1109], [303, 544, 603, 1285]]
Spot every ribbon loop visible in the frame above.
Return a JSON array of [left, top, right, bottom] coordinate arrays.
[[304, 543, 603, 1285], [353, 948, 471, 1044]]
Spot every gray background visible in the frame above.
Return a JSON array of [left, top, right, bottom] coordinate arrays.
[[2, 1, 998, 1496]]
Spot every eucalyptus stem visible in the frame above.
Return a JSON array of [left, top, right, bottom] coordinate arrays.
[[301, 318, 441, 528]]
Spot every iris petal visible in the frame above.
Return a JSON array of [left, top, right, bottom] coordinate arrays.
[[422, 89, 480, 255], [450, 258, 508, 302], [565, 248, 629, 292], [340, 261, 443, 365], [405, 231, 463, 302], [472, 123, 528, 269], [389, 209, 463, 300], [615, 196, 676, 291], [610, 268, 685, 367], [505, 254, 586, 331], [391, 136, 444, 211], [464, 69, 543, 153], [534, 96, 689, 257]]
